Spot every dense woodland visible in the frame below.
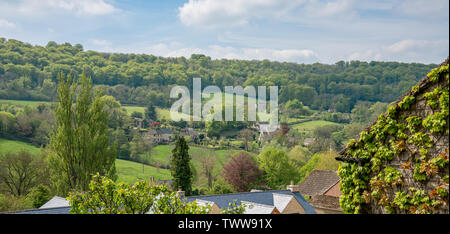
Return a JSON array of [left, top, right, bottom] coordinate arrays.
[[0, 38, 436, 112]]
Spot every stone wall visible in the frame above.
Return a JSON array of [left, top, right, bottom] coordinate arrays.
[[337, 59, 449, 214], [367, 67, 449, 214]]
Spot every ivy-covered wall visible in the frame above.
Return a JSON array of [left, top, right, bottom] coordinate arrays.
[[337, 59, 449, 214]]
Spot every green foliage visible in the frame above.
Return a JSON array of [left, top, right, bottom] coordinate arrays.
[[338, 63, 449, 214], [145, 104, 157, 120], [170, 136, 193, 195], [207, 178, 235, 195], [221, 200, 247, 214], [48, 73, 116, 196], [0, 38, 437, 113], [258, 147, 299, 189], [68, 174, 210, 214], [298, 150, 340, 183], [29, 184, 52, 208], [0, 150, 48, 196], [0, 193, 33, 212]]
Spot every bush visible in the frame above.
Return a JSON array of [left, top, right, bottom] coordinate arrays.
[[29, 185, 52, 208]]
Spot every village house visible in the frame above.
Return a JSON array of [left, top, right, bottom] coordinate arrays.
[[185, 182, 316, 214], [253, 122, 280, 141], [142, 128, 173, 144], [303, 138, 315, 146], [298, 170, 343, 214], [14, 196, 70, 214], [179, 127, 199, 140]]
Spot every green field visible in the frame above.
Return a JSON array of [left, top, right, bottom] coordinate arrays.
[[115, 159, 171, 184], [148, 144, 239, 167], [143, 144, 243, 187], [0, 138, 171, 185], [122, 105, 191, 121], [0, 138, 41, 155], [0, 99, 51, 108], [123, 105, 146, 115], [291, 120, 342, 133]]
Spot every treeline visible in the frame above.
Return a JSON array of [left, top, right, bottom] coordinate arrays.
[[0, 38, 437, 112]]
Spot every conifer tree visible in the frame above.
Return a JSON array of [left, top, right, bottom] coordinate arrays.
[[170, 136, 192, 195]]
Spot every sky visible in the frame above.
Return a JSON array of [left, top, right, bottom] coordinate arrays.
[[0, 0, 448, 64]]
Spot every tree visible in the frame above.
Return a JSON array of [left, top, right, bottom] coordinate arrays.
[[170, 136, 193, 195], [145, 103, 157, 120], [131, 111, 143, 119], [288, 145, 313, 169], [258, 147, 298, 189], [238, 129, 254, 151], [0, 111, 15, 134], [29, 184, 52, 208], [68, 174, 210, 214], [222, 152, 262, 192], [100, 95, 129, 129], [298, 150, 340, 183], [0, 150, 48, 196], [207, 178, 235, 195], [200, 151, 217, 189], [129, 132, 153, 172], [48, 73, 117, 196]]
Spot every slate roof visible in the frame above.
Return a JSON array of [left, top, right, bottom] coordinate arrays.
[[159, 128, 172, 134], [39, 196, 70, 209], [242, 201, 278, 214], [298, 170, 340, 197], [186, 190, 316, 214], [14, 207, 71, 214], [13, 191, 316, 214]]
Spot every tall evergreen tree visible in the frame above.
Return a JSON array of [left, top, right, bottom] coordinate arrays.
[[145, 104, 157, 120], [170, 136, 192, 195], [48, 73, 117, 196]]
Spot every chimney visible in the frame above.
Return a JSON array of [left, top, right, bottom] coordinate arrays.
[[176, 187, 185, 198], [286, 180, 300, 193]]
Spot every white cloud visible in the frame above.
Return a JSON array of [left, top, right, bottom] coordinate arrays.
[[384, 39, 429, 53], [0, 19, 16, 29], [178, 0, 307, 28], [16, 0, 118, 16], [347, 39, 449, 63], [178, 0, 380, 28]]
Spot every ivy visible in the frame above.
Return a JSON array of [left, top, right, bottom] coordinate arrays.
[[337, 63, 449, 214]]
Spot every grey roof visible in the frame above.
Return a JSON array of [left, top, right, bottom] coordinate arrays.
[[15, 207, 71, 214], [39, 196, 70, 209], [242, 201, 277, 214], [159, 128, 172, 134], [298, 170, 340, 197], [186, 190, 316, 214]]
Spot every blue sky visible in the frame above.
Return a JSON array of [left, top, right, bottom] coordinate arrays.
[[0, 0, 448, 64]]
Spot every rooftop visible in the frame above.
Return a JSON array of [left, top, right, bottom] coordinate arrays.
[[298, 170, 340, 197]]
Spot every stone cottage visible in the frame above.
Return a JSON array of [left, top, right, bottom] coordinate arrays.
[[336, 58, 449, 214], [298, 170, 343, 214]]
